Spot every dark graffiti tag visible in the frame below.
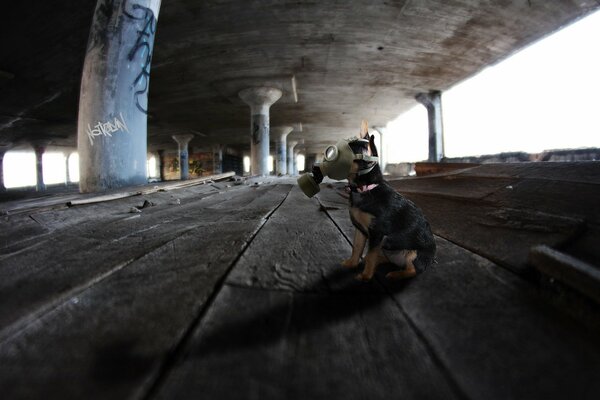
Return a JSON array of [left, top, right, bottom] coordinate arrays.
[[123, 0, 157, 114], [252, 123, 260, 145]]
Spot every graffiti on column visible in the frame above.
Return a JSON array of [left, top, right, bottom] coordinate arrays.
[[252, 123, 260, 145], [252, 114, 268, 145], [86, 112, 130, 145], [123, 0, 157, 114]]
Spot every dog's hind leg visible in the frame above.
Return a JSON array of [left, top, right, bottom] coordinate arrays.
[[341, 228, 366, 268], [386, 250, 417, 280]]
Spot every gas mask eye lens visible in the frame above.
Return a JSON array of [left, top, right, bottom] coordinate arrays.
[[325, 145, 338, 161]]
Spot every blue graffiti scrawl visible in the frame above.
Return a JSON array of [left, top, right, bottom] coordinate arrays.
[[123, 0, 157, 114]]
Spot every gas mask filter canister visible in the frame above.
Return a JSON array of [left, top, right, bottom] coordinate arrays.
[[297, 139, 378, 198]]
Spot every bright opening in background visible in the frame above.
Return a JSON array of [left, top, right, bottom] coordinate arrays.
[[243, 156, 250, 174], [385, 9, 600, 162], [147, 155, 158, 178], [297, 154, 305, 172], [268, 155, 274, 172], [68, 153, 80, 183], [43, 152, 67, 185], [4, 151, 36, 188]]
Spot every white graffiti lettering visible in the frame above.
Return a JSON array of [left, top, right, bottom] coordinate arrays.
[[86, 113, 129, 146]]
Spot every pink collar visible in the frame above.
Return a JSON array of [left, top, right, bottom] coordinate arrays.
[[357, 183, 378, 193]]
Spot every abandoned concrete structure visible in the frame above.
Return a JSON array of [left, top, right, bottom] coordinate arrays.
[[1, 1, 600, 399]]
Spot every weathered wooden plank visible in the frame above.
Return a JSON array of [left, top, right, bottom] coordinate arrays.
[[462, 162, 600, 184], [389, 193, 584, 274], [0, 186, 292, 399], [530, 245, 600, 304], [315, 184, 600, 399], [485, 178, 600, 222], [415, 162, 478, 176], [152, 284, 461, 400], [66, 171, 235, 207], [388, 175, 517, 200], [378, 237, 600, 400], [0, 222, 267, 399], [0, 183, 221, 255], [0, 185, 284, 340], [226, 187, 381, 293]]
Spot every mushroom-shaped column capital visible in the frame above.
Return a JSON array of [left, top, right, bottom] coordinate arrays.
[[238, 87, 283, 115], [271, 126, 293, 141], [172, 134, 194, 146]]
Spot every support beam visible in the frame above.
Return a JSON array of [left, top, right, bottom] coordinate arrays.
[[64, 151, 71, 186], [304, 153, 317, 172], [287, 140, 298, 176], [172, 134, 193, 180], [157, 149, 166, 181], [416, 90, 445, 162], [272, 126, 293, 175], [238, 87, 282, 176], [213, 145, 223, 174], [33, 143, 47, 192], [294, 148, 301, 175], [373, 126, 386, 174], [77, 0, 162, 193], [0, 148, 6, 192]]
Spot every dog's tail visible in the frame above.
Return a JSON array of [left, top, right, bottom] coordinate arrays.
[[414, 246, 436, 274]]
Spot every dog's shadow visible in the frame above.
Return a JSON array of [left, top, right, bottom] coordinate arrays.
[[186, 263, 417, 360]]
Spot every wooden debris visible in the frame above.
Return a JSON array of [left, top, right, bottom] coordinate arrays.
[[530, 245, 600, 304]]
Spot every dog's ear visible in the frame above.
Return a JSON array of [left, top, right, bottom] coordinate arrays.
[[369, 134, 378, 157], [360, 119, 369, 139]]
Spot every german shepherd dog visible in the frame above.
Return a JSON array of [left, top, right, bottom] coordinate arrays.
[[342, 121, 436, 281]]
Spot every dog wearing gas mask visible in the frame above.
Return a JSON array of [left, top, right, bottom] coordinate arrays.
[[298, 120, 436, 281]]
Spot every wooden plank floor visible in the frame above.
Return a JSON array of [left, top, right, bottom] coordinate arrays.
[[1, 178, 599, 399]]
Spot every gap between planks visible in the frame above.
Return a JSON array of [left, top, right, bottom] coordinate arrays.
[[0, 184, 271, 345], [314, 196, 471, 400], [138, 185, 293, 400]]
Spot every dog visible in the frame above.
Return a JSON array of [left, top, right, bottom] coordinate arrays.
[[341, 120, 436, 281]]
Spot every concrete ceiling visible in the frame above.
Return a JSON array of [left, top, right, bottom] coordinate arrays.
[[1, 0, 599, 154]]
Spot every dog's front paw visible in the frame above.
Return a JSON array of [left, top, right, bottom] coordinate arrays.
[[354, 272, 372, 282], [341, 258, 359, 268]]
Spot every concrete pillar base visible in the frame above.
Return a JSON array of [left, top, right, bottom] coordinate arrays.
[[416, 90, 444, 162], [33, 142, 49, 192], [172, 134, 194, 180], [287, 140, 298, 176], [272, 126, 293, 175], [239, 87, 282, 176]]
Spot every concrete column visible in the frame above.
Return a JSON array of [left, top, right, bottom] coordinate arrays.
[[287, 140, 298, 176], [304, 153, 317, 172], [77, 0, 162, 193], [157, 149, 166, 181], [272, 126, 293, 175], [0, 149, 6, 192], [33, 144, 46, 191], [172, 134, 193, 180], [294, 149, 301, 175], [65, 152, 71, 185], [238, 87, 282, 176], [373, 126, 386, 174], [213, 145, 223, 174], [416, 90, 444, 162]]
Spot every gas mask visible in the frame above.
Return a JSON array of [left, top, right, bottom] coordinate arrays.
[[297, 138, 379, 198]]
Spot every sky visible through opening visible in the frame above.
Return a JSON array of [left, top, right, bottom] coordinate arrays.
[[383, 9, 600, 163], [3, 10, 599, 188]]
